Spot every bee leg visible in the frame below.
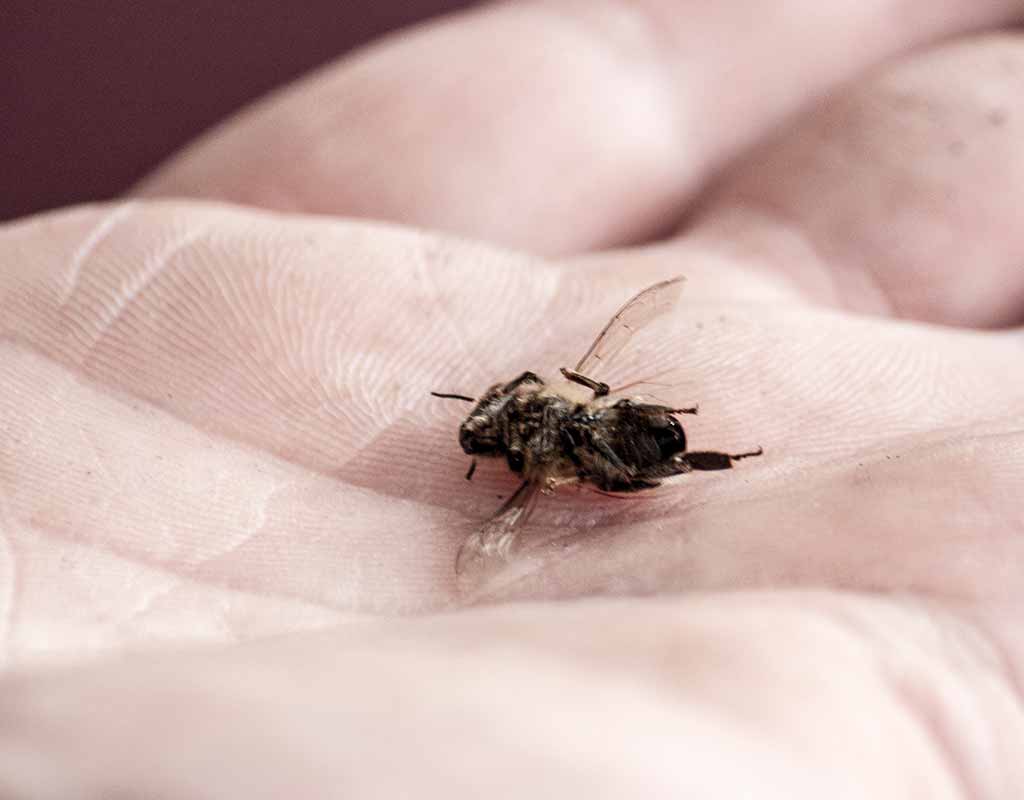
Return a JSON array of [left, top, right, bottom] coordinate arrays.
[[581, 434, 649, 491], [674, 447, 763, 472], [542, 475, 580, 495], [501, 371, 544, 392], [587, 434, 630, 472], [559, 367, 609, 397]]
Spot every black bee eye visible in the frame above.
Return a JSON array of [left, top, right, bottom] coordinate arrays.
[[507, 449, 525, 472], [654, 417, 686, 456]]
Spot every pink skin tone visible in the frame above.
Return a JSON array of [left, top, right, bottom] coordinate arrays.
[[3, 0, 1024, 796]]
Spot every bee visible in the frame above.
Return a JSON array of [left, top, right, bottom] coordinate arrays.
[[432, 277, 762, 573]]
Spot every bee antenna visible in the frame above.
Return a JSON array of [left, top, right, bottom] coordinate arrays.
[[431, 391, 475, 403]]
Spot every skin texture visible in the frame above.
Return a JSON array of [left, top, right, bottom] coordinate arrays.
[[3, 0, 1024, 796]]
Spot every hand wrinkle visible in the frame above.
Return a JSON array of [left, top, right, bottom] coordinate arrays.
[[0, 499, 19, 666], [4, 338, 360, 491], [10, 515, 345, 623], [59, 201, 138, 307], [78, 223, 209, 368], [414, 241, 487, 381]]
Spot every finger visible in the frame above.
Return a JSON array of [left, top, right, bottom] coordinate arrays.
[[473, 421, 1024, 607], [134, 0, 1022, 256], [3, 203, 1021, 661], [4, 201, 656, 661], [1, 593, 1020, 797], [462, 280, 1024, 604], [682, 33, 1024, 328], [0, 200, 551, 660]]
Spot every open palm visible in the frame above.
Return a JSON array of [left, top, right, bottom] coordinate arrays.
[[2, 2, 1024, 796]]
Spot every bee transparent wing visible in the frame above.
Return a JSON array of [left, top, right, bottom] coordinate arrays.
[[456, 480, 541, 574], [574, 276, 685, 379]]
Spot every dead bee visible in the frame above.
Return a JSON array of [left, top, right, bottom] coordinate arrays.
[[432, 277, 761, 572]]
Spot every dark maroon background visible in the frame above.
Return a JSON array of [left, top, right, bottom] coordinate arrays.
[[2, 1, 477, 222]]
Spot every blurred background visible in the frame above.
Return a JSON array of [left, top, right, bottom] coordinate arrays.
[[2, 0, 477, 222]]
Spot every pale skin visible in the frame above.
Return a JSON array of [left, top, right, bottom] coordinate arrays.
[[2, 0, 1024, 796]]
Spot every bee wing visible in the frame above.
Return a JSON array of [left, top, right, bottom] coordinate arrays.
[[456, 480, 542, 574], [574, 276, 685, 379]]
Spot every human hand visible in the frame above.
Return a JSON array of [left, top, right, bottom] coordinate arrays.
[[2, 1, 1024, 796]]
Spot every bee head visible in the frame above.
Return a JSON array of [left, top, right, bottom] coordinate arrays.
[[458, 411, 500, 455], [455, 382, 510, 456]]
